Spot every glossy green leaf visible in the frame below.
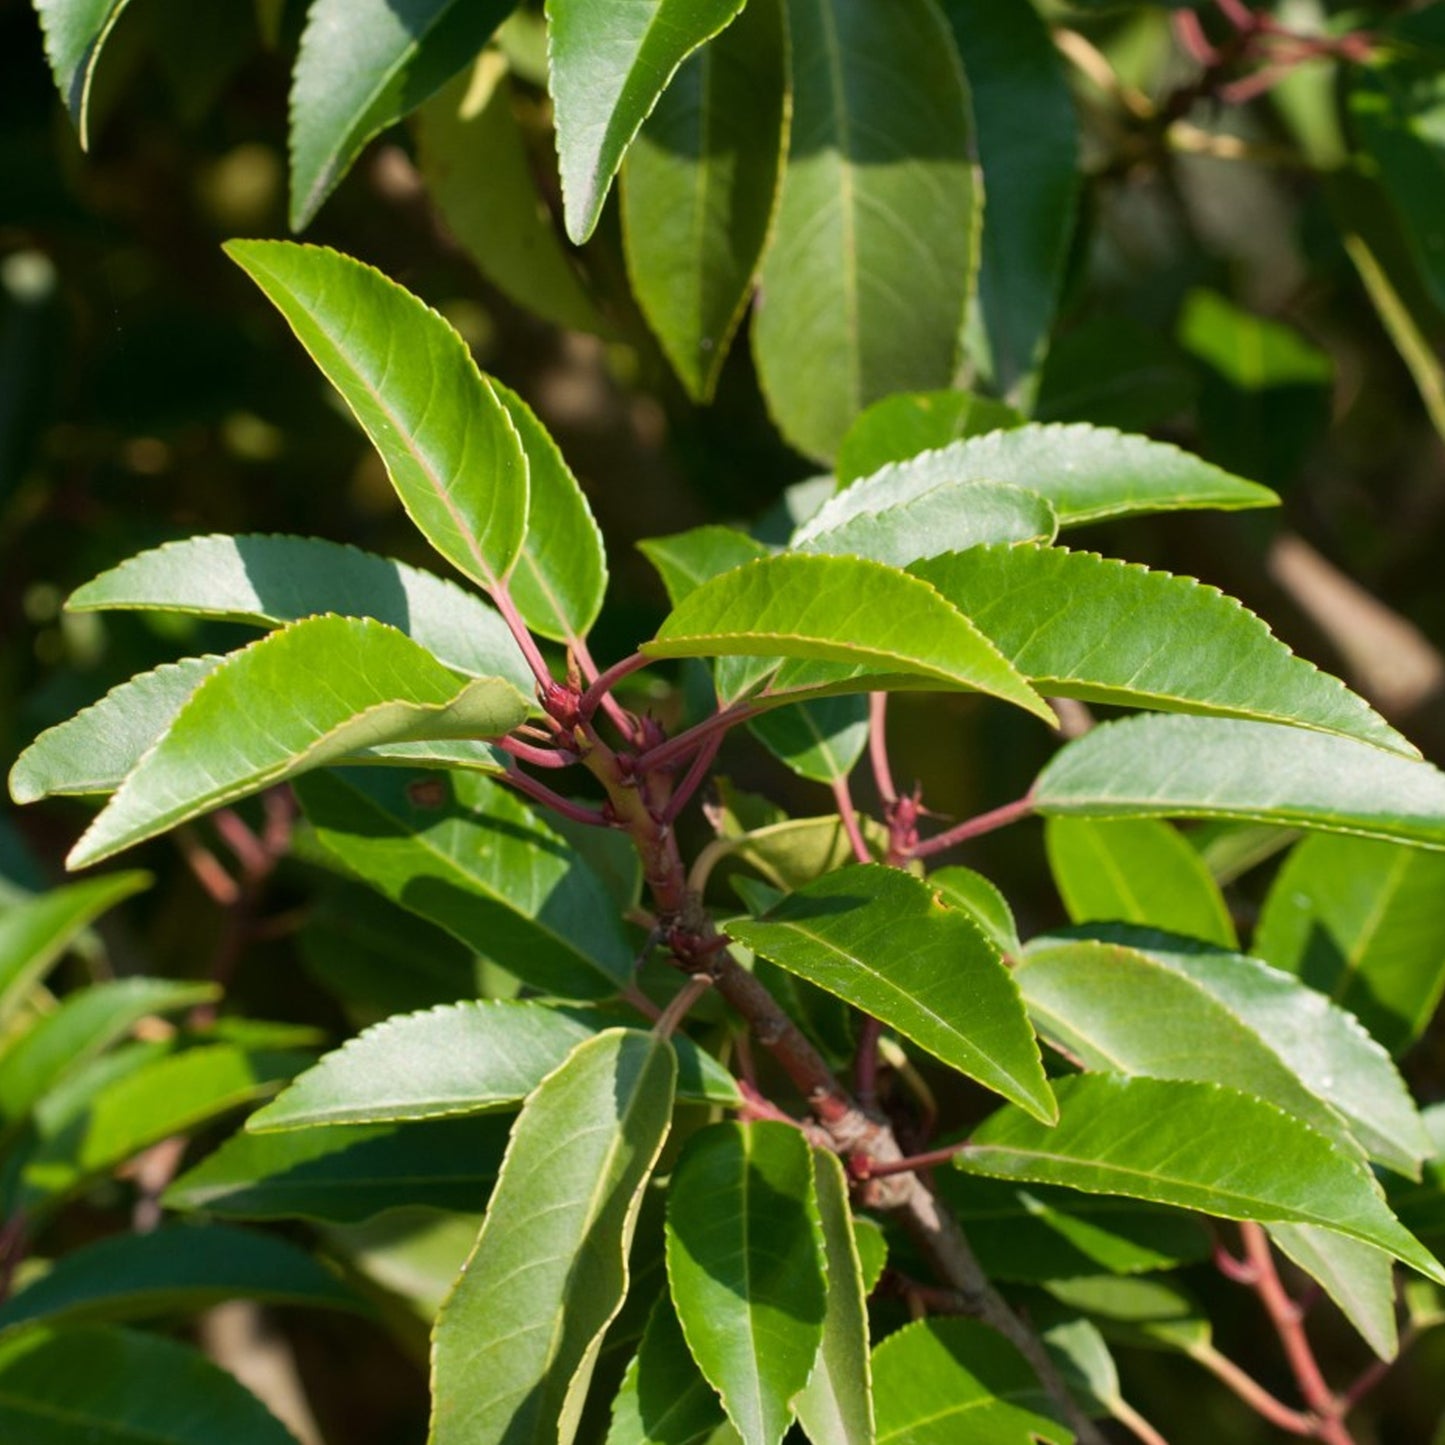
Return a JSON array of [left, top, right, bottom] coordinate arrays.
[[0, 1224, 359, 1335], [928, 867, 1022, 959], [912, 544, 1410, 754], [794, 1149, 874, 1445], [546, 0, 749, 243], [165, 1115, 510, 1223], [939, 0, 1079, 404], [1255, 833, 1445, 1054], [639, 527, 771, 607], [801, 424, 1277, 537], [835, 391, 1024, 486], [430, 1029, 676, 1445], [871, 1317, 1067, 1444], [1269, 1225, 1399, 1361], [226, 242, 529, 592], [296, 768, 631, 999], [645, 555, 1053, 723], [958, 1074, 1445, 1281], [288, 0, 514, 229], [747, 697, 869, 786], [32, 0, 134, 144], [1033, 714, 1445, 851], [66, 533, 532, 684], [607, 1295, 733, 1445], [1045, 817, 1236, 949], [0, 873, 149, 1022], [753, 0, 975, 461], [667, 1122, 826, 1445], [0, 1326, 300, 1443], [69, 616, 530, 869], [729, 865, 1054, 1123], [622, 0, 786, 400]]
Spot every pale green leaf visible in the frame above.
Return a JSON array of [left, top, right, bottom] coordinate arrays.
[[835, 391, 1024, 486], [32, 0, 135, 144]]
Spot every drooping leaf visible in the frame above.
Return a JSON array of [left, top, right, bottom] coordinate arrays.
[[622, 0, 787, 400], [430, 1029, 676, 1445], [546, 0, 749, 243], [729, 865, 1054, 1123], [0, 1326, 300, 1443], [666, 1122, 826, 1445], [68, 616, 530, 869], [747, 697, 869, 786], [913, 545, 1411, 755], [1045, 817, 1236, 949], [957, 1074, 1445, 1281], [1033, 714, 1445, 851], [606, 1294, 733, 1445], [295, 768, 632, 999], [1254, 832, 1445, 1054], [752, 0, 976, 461], [225, 242, 530, 593], [65, 533, 532, 684], [644, 555, 1053, 723], [1269, 1225, 1399, 1361], [32, 0, 136, 144], [928, 867, 1023, 958], [638, 527, 771, 607], [288, 0, 515, 230], [835, 391, 1023, 486]]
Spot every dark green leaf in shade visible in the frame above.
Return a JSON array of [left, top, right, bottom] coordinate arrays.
[[638, 527, 771, 607], [430, 1029, 676, 1445], [1254, 832, 1445, 1054], [32, 0, 135, 144], [753, 0, 975, 461], [747, 697, 869, 786], [729, 865, 1054, 1123], [1035, 318, 1198, 433], [835, 391, 1025, 485], [1033, 714, 1445, 850], [327, 1208, 483, 1321], [606, 1294, 732, 1445], [1041, 1275, 1211, 1357], [666, 1122, 827, 1445], [622, 0, 787, 400]]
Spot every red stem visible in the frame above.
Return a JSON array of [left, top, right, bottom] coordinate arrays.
[[579, 651, 650, 720], [495, 735, 577, 769], [1190, 1344, 1316, 1436], [659, 731, 725, 826], [831, 775, 873, 866], [634, 701, 762, 774], [853, 1141, 970, 1180], [854, 1014, 883, 1106], [490, 582, 556, 692], [909, 797, 1035, 860], [499, 767, 613, 827], [868, 693, 898, 805]]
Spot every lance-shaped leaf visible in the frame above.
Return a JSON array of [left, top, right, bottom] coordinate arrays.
[[295, 768, 631, 1000], [835, 391, 1024, 486], [802, 424, 1277, 536], [957, 1074, 1445, 1283], [912, 545, 1411, 755], [667, 1122, 826, 1445], [68, 617, 530, 870], [794, 1149, 874, 1445], [0, 1225, 360, 1336], [248, 999, 738, 1131], [1032, 714, 1445, 851], [288, 0, 514, 230], [226, 242, 529, 592], [66, 534, 532, 685], [1254, 833, 1445, 1055], [546, 0, 749, 243], [165, 1115, 511, 1224], [644, 555, 1052, 723], [1270, 1225, 1399, 1361], [0, 1326, 299, 1444], [622, 0, 787, 401], [0, 873, 149, 1022], [753, 0, 975, 461], [729, 865, 1054, 1123], [871, 1318, 1068, 1445], [32, 0, 135, 144], [430, 1029, 676, 1445], [606, 1295, 733, 1445]]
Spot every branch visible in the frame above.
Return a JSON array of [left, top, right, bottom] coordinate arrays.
[[909, 796, 1035, 860], [1189, 1343, 1316, 1436], [633, 700, 762, 775]]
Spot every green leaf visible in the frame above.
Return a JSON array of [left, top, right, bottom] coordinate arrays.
[[958, 1074, 1445, 1282], [1045, 817, 1236, 949], [165, 1115, 510, 1223], [752, 0, 975, 461], [430, 1029, 676, 1445], [622, 0, 787, 400], [721, 815, 885, 895], [1033, 714, 1445, 851], [0, 1326, 300, 1443], [607, 1295, 732, 1445], [793, 1149, 874, 1445], [1042, 1275, 1211, 1357], [68, 616, 530, 869], [729, 865, 1054, 1124], [747, 697, 869, 786], [928, 867, 1022, 959], [32, 0, 135, 144], [938, 0, 1079, 405], [801, 424, 1277, 536], [638, 527, 771, 607], [295, 768, 632, 999], [1036, 317, 1197, 433], [0, 873, 149, 1023], [871, 1317, 1067, 1445], [225, 242, 529, 592], [1254, 833, 1445, 1054], [644, 555, 1053, 724], [835, 391, 1024, 486], [1269, 1225, 1399, 1361], [913, 544, 1410, 755], [288, 0, 514, 230], [546, 0, 749, 244], [248, 999, 737, 1131], [0, 1224, 359, 1335], [66, 533, 533, 684], [667, 1122, 826, 1445]]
